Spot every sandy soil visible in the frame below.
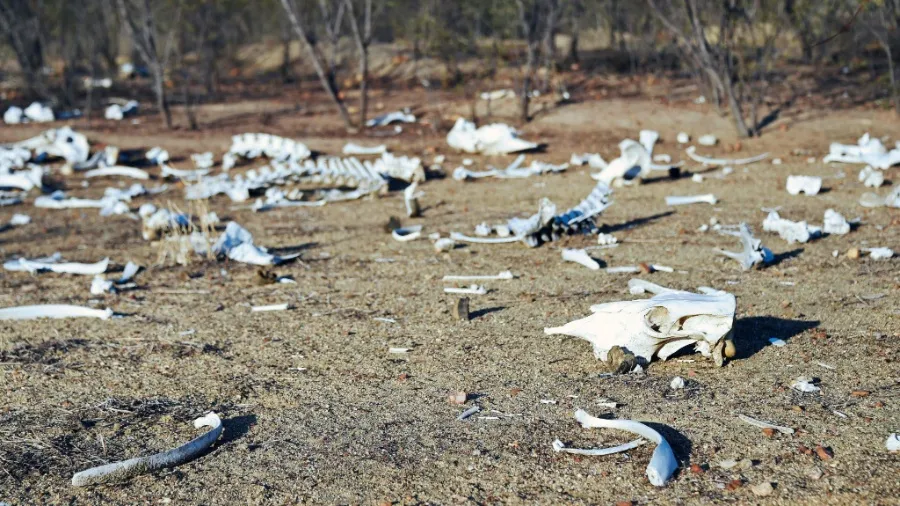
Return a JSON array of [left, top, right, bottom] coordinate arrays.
[[1, 93, 898, 505]]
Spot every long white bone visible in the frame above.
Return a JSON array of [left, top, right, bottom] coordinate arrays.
[[4, 256, 109, 275], [442, 271, 514, 282], [343, 143, 387, 155], [685, 146, 768, 166], [665, 194, 717, 206], [71, 412, 222, 486], [0, 304, 113, 320], [737, 414, 794, 435], [561, 248, 600, 270], [449, 232, 522, 244], [574, 409, 678, 487], [444, 285, 487, 295], [786, 175, 822, 196], [551, 437, 645, 456], [84, 166, 150, 180], [392, 225, 422, 242]]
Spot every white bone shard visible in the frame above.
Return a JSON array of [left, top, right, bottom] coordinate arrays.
[[676, 132, 690, 144], [592, 139, 649, 183], [72, 412, 222, 486], [627, 278, 680, 295], [446, 118, 538, 155], [737, 414, 794, 435], [343, 143, 387, 155], [366, 111, 415, 127], [597, 233, 617, 246], [444, 285, 487, 295], [858, 166, 885, 188], [190, 152, 214, 170], [433, 237, 455, 252], [561, 248, 600, 270], [392, 225, 422, 242], [570, 153, 607, 169], [0, 304, 113, 320], [666, 194, 717, 206], [145, 147, 169, 165], [84, 166, 150, 180], [13, 127, 89, 164], [670, 376, 685, 389], [404, 182, 422, 217], [545, 291, 736, 365], [213, 222, 300, 265], [24, 102, 54, 122], [685, 146, 769, 166], [119, 262, 140, 283], [762, 211, 815, 244], [90, 276, 114, 295], [480, 89, 515, 100], [887, 434, 900, 452], [697, 134, 717, 146], [714, 223, 773, 270], [573, 409, 678, 487], [552, 438, 645, 456], [4, 256, 109, 275], [161, 163, 210, 180], [442, 271, 514, 282], [449, 232, 522, 244], [864, 247, 894, 259], [251, 303, 290, 312], [790, 377, 820, 393], [0, 165, 43, 191], [4, 106, 23, 124], [887, 185, 900, 207], [822, 209, 850, 235], [786, 175, 822, 196], [8, 213, 30, 226]]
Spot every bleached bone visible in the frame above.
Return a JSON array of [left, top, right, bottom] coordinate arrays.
[[573, 409, 678, 487], [343, 143, 387, 155], [145, 147, 169, 165], [404, 182, 422, 217], [592, 139, 648, 183], [392, 225, 422, 242], [4, 105, 23, 124], [227, 133, 311, 162], [4, 256, 109, 275], [737, 414, 794, 435], [685, 146, 769, 166], [697, 134, 717, 146], [597, 233, 617, 246], [627, 278, 680, 295], [480, 89, 515, 100], [607, 266, 640, 274], [7, 213, 30, 227], [714, 223, 773, 270], [859, 166, 885, 188], [676, 132, 690, 144], [453, 166, 500, 180], [762, 211, 816, 244], [0, 195, 23, 206], [653, 154, 671, 163], [570, 153, 607, 169], [0, 165, 43, 191], [552, 437, 645, 456], [446, 118, 538, 155], [142, 208, 190, 240], [887, 185, 900, 207], [72, 412, 222, 487], [11, 127, 89, 164], [444, 284, 487, 295], [864, 247, 894, 259], [561, 248, 600, 270], [665, 194, 717, 206], [191, 152, 214, 170], [24, 102, 54, 122], [545, 291, 736, 366], [161, 163, 210, 180], [822, 209, 850, 235], [366, 110, 415, 127], [442, 271, 514, 282], [887, 434, 900, 452], [786, 175, 822, 196], [213, 222, 301, 266], [0, 304, 113, 320], [119, 261, 140, 283], [791, 377, 820, 393], [433, 237, 455, 252], [449, 232, 522, 244], [84, 166, 150, 180], [90, 276, 114, 295], [823, 133, 900, 169], [251, 303, 290, 312]]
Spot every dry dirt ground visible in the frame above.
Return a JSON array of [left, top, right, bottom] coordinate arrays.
[[1, 92, 898, 505]]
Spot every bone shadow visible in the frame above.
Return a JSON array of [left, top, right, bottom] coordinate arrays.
[[218, 414, 257, 446], [771, 248, 804, 266], [470, 306, 506, 319], [732, 316, 820, 360], [601, 211, 675, 234], [271, 242, 319, 255]]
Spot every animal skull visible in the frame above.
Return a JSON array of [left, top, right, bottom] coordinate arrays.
[[545, 291, 737, 367]]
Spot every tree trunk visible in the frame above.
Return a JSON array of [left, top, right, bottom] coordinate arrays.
[[153, 68, 172, 128], [723, 75, 751, 137], [358, 47, 369, 129], [882, 40, 899, 116]]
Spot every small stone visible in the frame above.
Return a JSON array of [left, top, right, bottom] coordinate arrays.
[[718, 459, 738, 470], [798, 445, 813, 456], [449, 392, 467, 405], [384, 216, 402, 233], [874, 401, 885, 408], [726, 479, 743, 491], [397, 373, 409, 382], [814, 445, 833, 460], [847, 248, 860, 259], [851, 390, 870, 397], [638, 262, 652, 274], [751, 482, 774, 497], [606, 346, 637, 375], [762, 428, 776, 438], [453, 297, 470, 321], [806, 467, 824, 480], [670, 376, 686, 389], [615, 502, 634, 506], [737, 458, 754, 470], [690, 463, 705, 474]]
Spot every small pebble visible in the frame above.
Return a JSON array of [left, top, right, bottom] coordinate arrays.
[[690, 463, 705, 474], [769, 337, 787, 347], [847, 248, 860, 260], [449, 392, 467, 405], [815, 445, 833, 461], [751, 482, 774, 497], [726, 479, 743, 491], [762, 428, 776, 438], [851, 390, 870, 397], [806, 467, 824, 480], [670, 376, 686, 389]]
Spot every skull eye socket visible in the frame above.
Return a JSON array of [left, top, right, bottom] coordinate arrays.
[[646, 306, 670, 332]]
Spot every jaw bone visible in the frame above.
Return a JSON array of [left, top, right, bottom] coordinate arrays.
[[714, 223, 774, 270], [545, 291, 737, 367]]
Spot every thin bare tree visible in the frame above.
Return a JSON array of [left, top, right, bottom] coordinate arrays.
[[344, 0, 373, 129], [0, 0, 47, 98]]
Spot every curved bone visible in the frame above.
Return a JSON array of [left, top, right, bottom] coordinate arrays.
[[685, 146, 768, 166], [392, 225, 422, 242], [71, 412, 222, 487], [574, 409, 678, 487], [85, 166, 150, 180], [561, 248, 600, 270], [713, 223, 773, 270], [0, 304, 113, 320], [552, 437, 646, 456], [449, 232, 523, 244]]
